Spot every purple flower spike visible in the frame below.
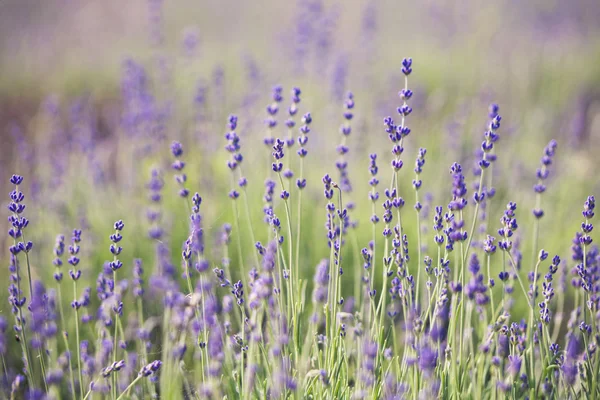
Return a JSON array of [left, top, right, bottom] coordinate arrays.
[[417, 343, 437, 376], [401, 57, 412, 75], [532, 139, 558, 218], [171, 141, 183, 157], [170, 142, 190, 198], [10, 175, 24, 185]]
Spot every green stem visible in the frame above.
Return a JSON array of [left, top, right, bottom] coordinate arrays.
[[57, 283, 76, 397], [506, 252, 534, 312], [277, 172, 295, 295], [529, 258, 542, 396], [461, 165, 486, 269], [276, 172, 297, 355], [116, 375, 144, 400], [370, 188, 377, 326], [136, 297, 155, 397], [487, 254, 496, 321], [238, 165, 261, 268], [73, 280, 84, 400], [112, 269, 118, 400], [18, 228, 46, 392], [230, 195, 246, 280], [10, 238, 35, 389], [295, 158, 304, 303], [415, 189, 422, 304]]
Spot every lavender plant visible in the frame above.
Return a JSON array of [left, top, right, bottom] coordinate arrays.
[[2, 56, 599, 400]]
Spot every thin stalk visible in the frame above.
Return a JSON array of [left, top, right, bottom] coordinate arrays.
[[19, 229, 34, 312], [238, 303, 246, 396], [117, 375, 144, 400], [276, 171, 297, 352], [458, 209, 466, 364], [351, 231, 362, 309], [326, 212, 337, 375], [583, 225, 589, 325], [294, 157, 304, 301], [375, 226, 390, 328], [332, 186, 345, 327], [244, 309, 259, 398], [197, 275, 210, 385], [10, 246, 35, 389], [57, 283, 76, 397], [230, 194, 246, 281], [182, 251, 202, 332], [82, 376, 102, 400], [112, 270, 119, 400], [502, 251, 507, 309], [414, 190, 422, 303], [19, 229, 45, 391], [506, 252, 534, 313], [531, 192, 542, 278], [73, 280, 84, 400], [487, 254, 496, 320], [136, 297, 155, 397], [462, 166, 486, 268], [370, 187, 377, 326], [238, 165, 260, 268], [1, 355, 7, 384], [277, 172, 295, 294], [529, 258, 542, 396], [591, 344, 600, 397]]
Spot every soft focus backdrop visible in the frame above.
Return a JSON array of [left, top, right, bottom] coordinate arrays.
[[1, 0, 600, 268]]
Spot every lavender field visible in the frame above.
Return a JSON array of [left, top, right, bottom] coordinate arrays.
[[1, 0, 600, 399]]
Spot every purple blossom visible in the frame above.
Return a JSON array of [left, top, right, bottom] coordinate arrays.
[[171, 141, 189, 198], [532, 139, 558, 218], [417, 343, 437, 376], [312, 259, 329, 304]]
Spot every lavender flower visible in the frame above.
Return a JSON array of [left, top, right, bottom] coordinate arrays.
[[264, 85, 283, 146], [336, 92, 354, 193], [413, 148, 426, 194], [562, 333, 581, 385], [473, 104, 502, 202], [448, 163, 468, 244], [171, 141, 189, 198], [7, 174, 33, 297], [361, 340, 378, 387], [139, 360, 162, 377], [532, 140, 558, 219], [540, 255, 560, 324], [285, 87, 301, 151], [0, 317, 7, 355], [297, 111, 311, 159], [147, 169, 164, 240], [498, 202, 518, 251], [313, 259, 329, 304], [133, 259, 144, 297], [272, 138, 285, 173], [53, 234, 65, 282], [465, 254, 489, 306], [225, 115, 244, 180], [417, 342, 438, 377], [68, 229, 82, 279], [506, 355, 522, 378], [109, 221, 124, 271]]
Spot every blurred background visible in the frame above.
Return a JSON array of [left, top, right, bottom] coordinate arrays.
[[1, 0, 600, 306]]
